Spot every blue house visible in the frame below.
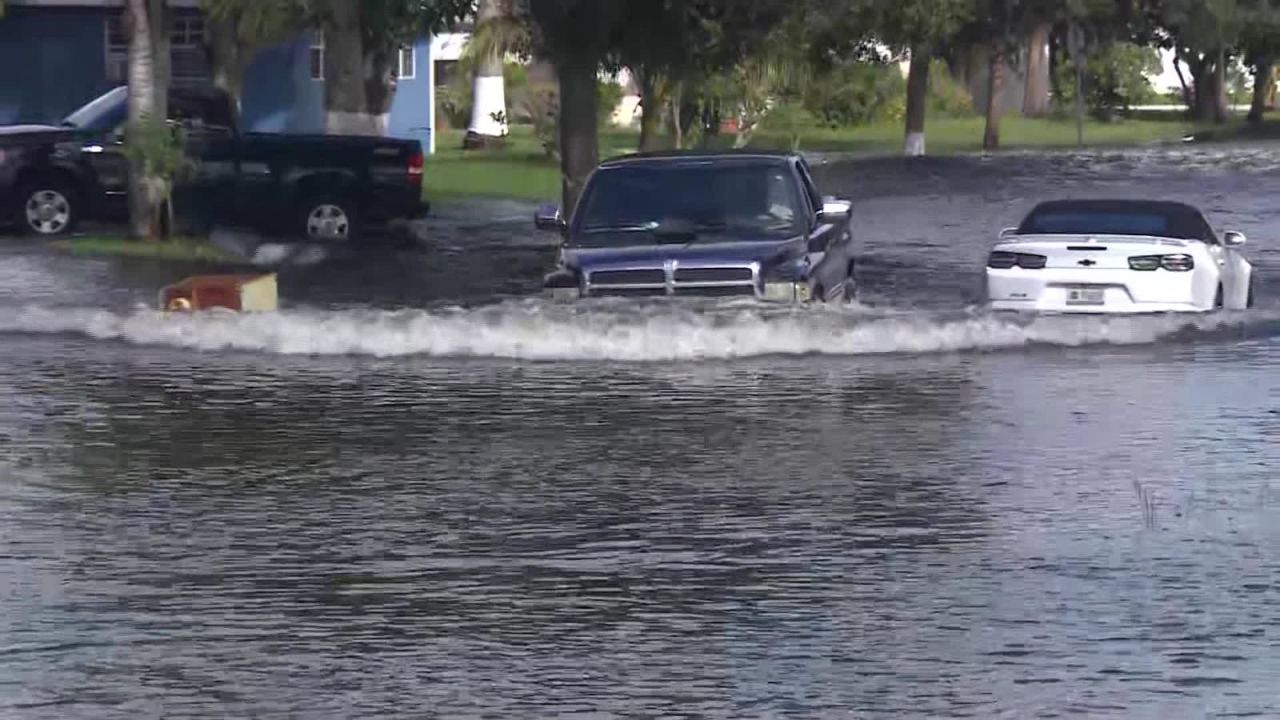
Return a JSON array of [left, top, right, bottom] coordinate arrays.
[[0, 0, 438, 153]]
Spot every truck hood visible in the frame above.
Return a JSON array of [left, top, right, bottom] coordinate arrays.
[[565, 237, 803, 271]]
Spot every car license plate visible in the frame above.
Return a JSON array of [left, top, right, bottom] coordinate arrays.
[[1065, 286, 1105, 306]]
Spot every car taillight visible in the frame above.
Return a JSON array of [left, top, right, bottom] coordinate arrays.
[[988, 251, 1046, 269], [407, 149, 424, 181], [1129, 254, 1194, 271]]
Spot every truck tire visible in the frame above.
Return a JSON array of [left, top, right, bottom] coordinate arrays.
[[298, 194, 358, 243], [15, 179, 79, 237]]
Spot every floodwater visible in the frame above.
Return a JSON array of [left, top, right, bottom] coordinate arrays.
[[3, 145, 1280, 718]]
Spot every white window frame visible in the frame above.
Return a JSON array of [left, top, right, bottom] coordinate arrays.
[[397, 44, 416, 80], [309, 32, 325, 81]]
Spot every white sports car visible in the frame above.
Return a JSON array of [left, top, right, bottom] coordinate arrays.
[[986, 199, 1254, 313]]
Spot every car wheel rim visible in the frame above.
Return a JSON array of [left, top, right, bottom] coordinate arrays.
[[25, 190, 71, 235], [306, 204, 350, 241]]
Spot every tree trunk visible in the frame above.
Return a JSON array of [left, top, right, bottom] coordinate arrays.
[[670, 82, 684, 150], [1213, 48, 1229, 124], [125, 0, 156, 239], [465, 0, 508, 148], [983, 46, 1004, 150], [557, 57, 598, 216], [206, 17, 247, 113], [1022, 22, 1052, 117], [903, 45, 930, 156], [1190, 52, 1227, 124], [323, 4, 378, 134], [1048, 27, 1064, 106], [1249, 59, 1274, 123], [148, 0, 169, 121], [636, 68, 664, 152], [1173, 49, 1193, 112], [363, 42, 395, 131]]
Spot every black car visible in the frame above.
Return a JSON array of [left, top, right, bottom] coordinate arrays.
[[0, 86, 428, 240], [535, 151, 856, 303]]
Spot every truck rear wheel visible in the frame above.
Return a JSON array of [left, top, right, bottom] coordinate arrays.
[[16, 180, 79, 237], [299, 195, 358, 243]]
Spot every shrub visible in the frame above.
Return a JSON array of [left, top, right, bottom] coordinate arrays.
[[803, 61, 906, 127], [927, 60, 975, 118], [1054, 42, 1161, 119]]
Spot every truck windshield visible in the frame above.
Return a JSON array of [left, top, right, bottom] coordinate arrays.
[[62, 87, 128, 131], [576, 162, 806, 243]]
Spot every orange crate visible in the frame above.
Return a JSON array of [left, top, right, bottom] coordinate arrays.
[[160, 273, 278, 312]]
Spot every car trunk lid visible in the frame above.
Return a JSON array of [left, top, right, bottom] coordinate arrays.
[[993, 234, 1193, 270]]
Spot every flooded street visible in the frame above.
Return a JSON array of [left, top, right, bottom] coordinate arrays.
[[3, 146, 1280, 718]]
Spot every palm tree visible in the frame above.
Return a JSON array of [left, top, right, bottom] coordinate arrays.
[[464, 0, 518, 149], [126, 0, 158, 238]]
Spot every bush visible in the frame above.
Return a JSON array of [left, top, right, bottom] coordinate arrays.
[[598, 80, 626, 127], [927, 61, 975, 118], [1055, 42, 1161, 120], [435, 84, 470, 130], [803, 61, 906, 127]]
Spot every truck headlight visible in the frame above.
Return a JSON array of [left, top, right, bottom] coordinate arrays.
[[763, 281, 812, 303]]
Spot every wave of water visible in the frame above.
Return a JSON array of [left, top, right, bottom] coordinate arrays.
[[0, 301, 1272, 361]]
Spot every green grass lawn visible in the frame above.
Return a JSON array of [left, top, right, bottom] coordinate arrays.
[[52, 236, 239, 263], [425, 114, 1267, 204]]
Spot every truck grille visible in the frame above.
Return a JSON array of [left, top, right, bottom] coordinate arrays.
[[589, 269, 666, 285], [674, 267, 754, 283]]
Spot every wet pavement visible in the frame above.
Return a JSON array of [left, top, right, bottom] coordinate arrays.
[[3, 144, 1280, 718]]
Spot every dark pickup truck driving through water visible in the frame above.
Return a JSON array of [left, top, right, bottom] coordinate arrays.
[[0, 86, 427, 240]]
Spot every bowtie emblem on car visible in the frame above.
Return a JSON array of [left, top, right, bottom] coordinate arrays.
[[1078, 259, 1097, 267]]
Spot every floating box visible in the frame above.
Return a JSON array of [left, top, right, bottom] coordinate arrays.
[[159, 273, 278, 312]]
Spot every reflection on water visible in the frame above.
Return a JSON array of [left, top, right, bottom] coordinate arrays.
[[2, 148, 1280, 717]]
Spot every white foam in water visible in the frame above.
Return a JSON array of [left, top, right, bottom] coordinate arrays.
[[0, 301, 1267, 361]]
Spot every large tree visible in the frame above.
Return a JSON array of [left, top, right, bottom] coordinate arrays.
[[1239, 0, 1280, 122], [1145, 0, 1245, 123], [299, 0, 471, 134], [202, 0, 298, 112]]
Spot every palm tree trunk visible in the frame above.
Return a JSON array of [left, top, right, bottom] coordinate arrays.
[[465, 0, 508, 149], [903, 46, 930, 156], [983, 46, 1004, 150], [206, 17, 247, 114], [1249, 59, 1273, 123], [126, 0, 157, 239], [148, 0, 169, 120]]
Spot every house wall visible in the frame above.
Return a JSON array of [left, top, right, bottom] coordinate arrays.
[[240, 37, 325, 134], [0, 7, 435, 153], [387, 36, 432, 152], [0, 7, 111, 124]]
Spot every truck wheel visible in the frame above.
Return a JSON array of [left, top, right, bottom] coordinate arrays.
[[17, 180, 79, 237], [299, 195, 357, 243]]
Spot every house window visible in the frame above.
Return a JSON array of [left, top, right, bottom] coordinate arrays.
[[397, 45, 416, 80], [171, 15, 204, 48], [105, 14, 129, 83], [104, 12, 208, 85], [310, 33, 325, 81]]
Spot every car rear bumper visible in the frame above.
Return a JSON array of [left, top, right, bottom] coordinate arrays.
[[986, 267, 1208, 313]]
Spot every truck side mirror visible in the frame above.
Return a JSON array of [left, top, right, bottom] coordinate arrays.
[[535, 203, 566, 232], [818, 196, 851, 223], [1224, 230, 1247, 246]]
